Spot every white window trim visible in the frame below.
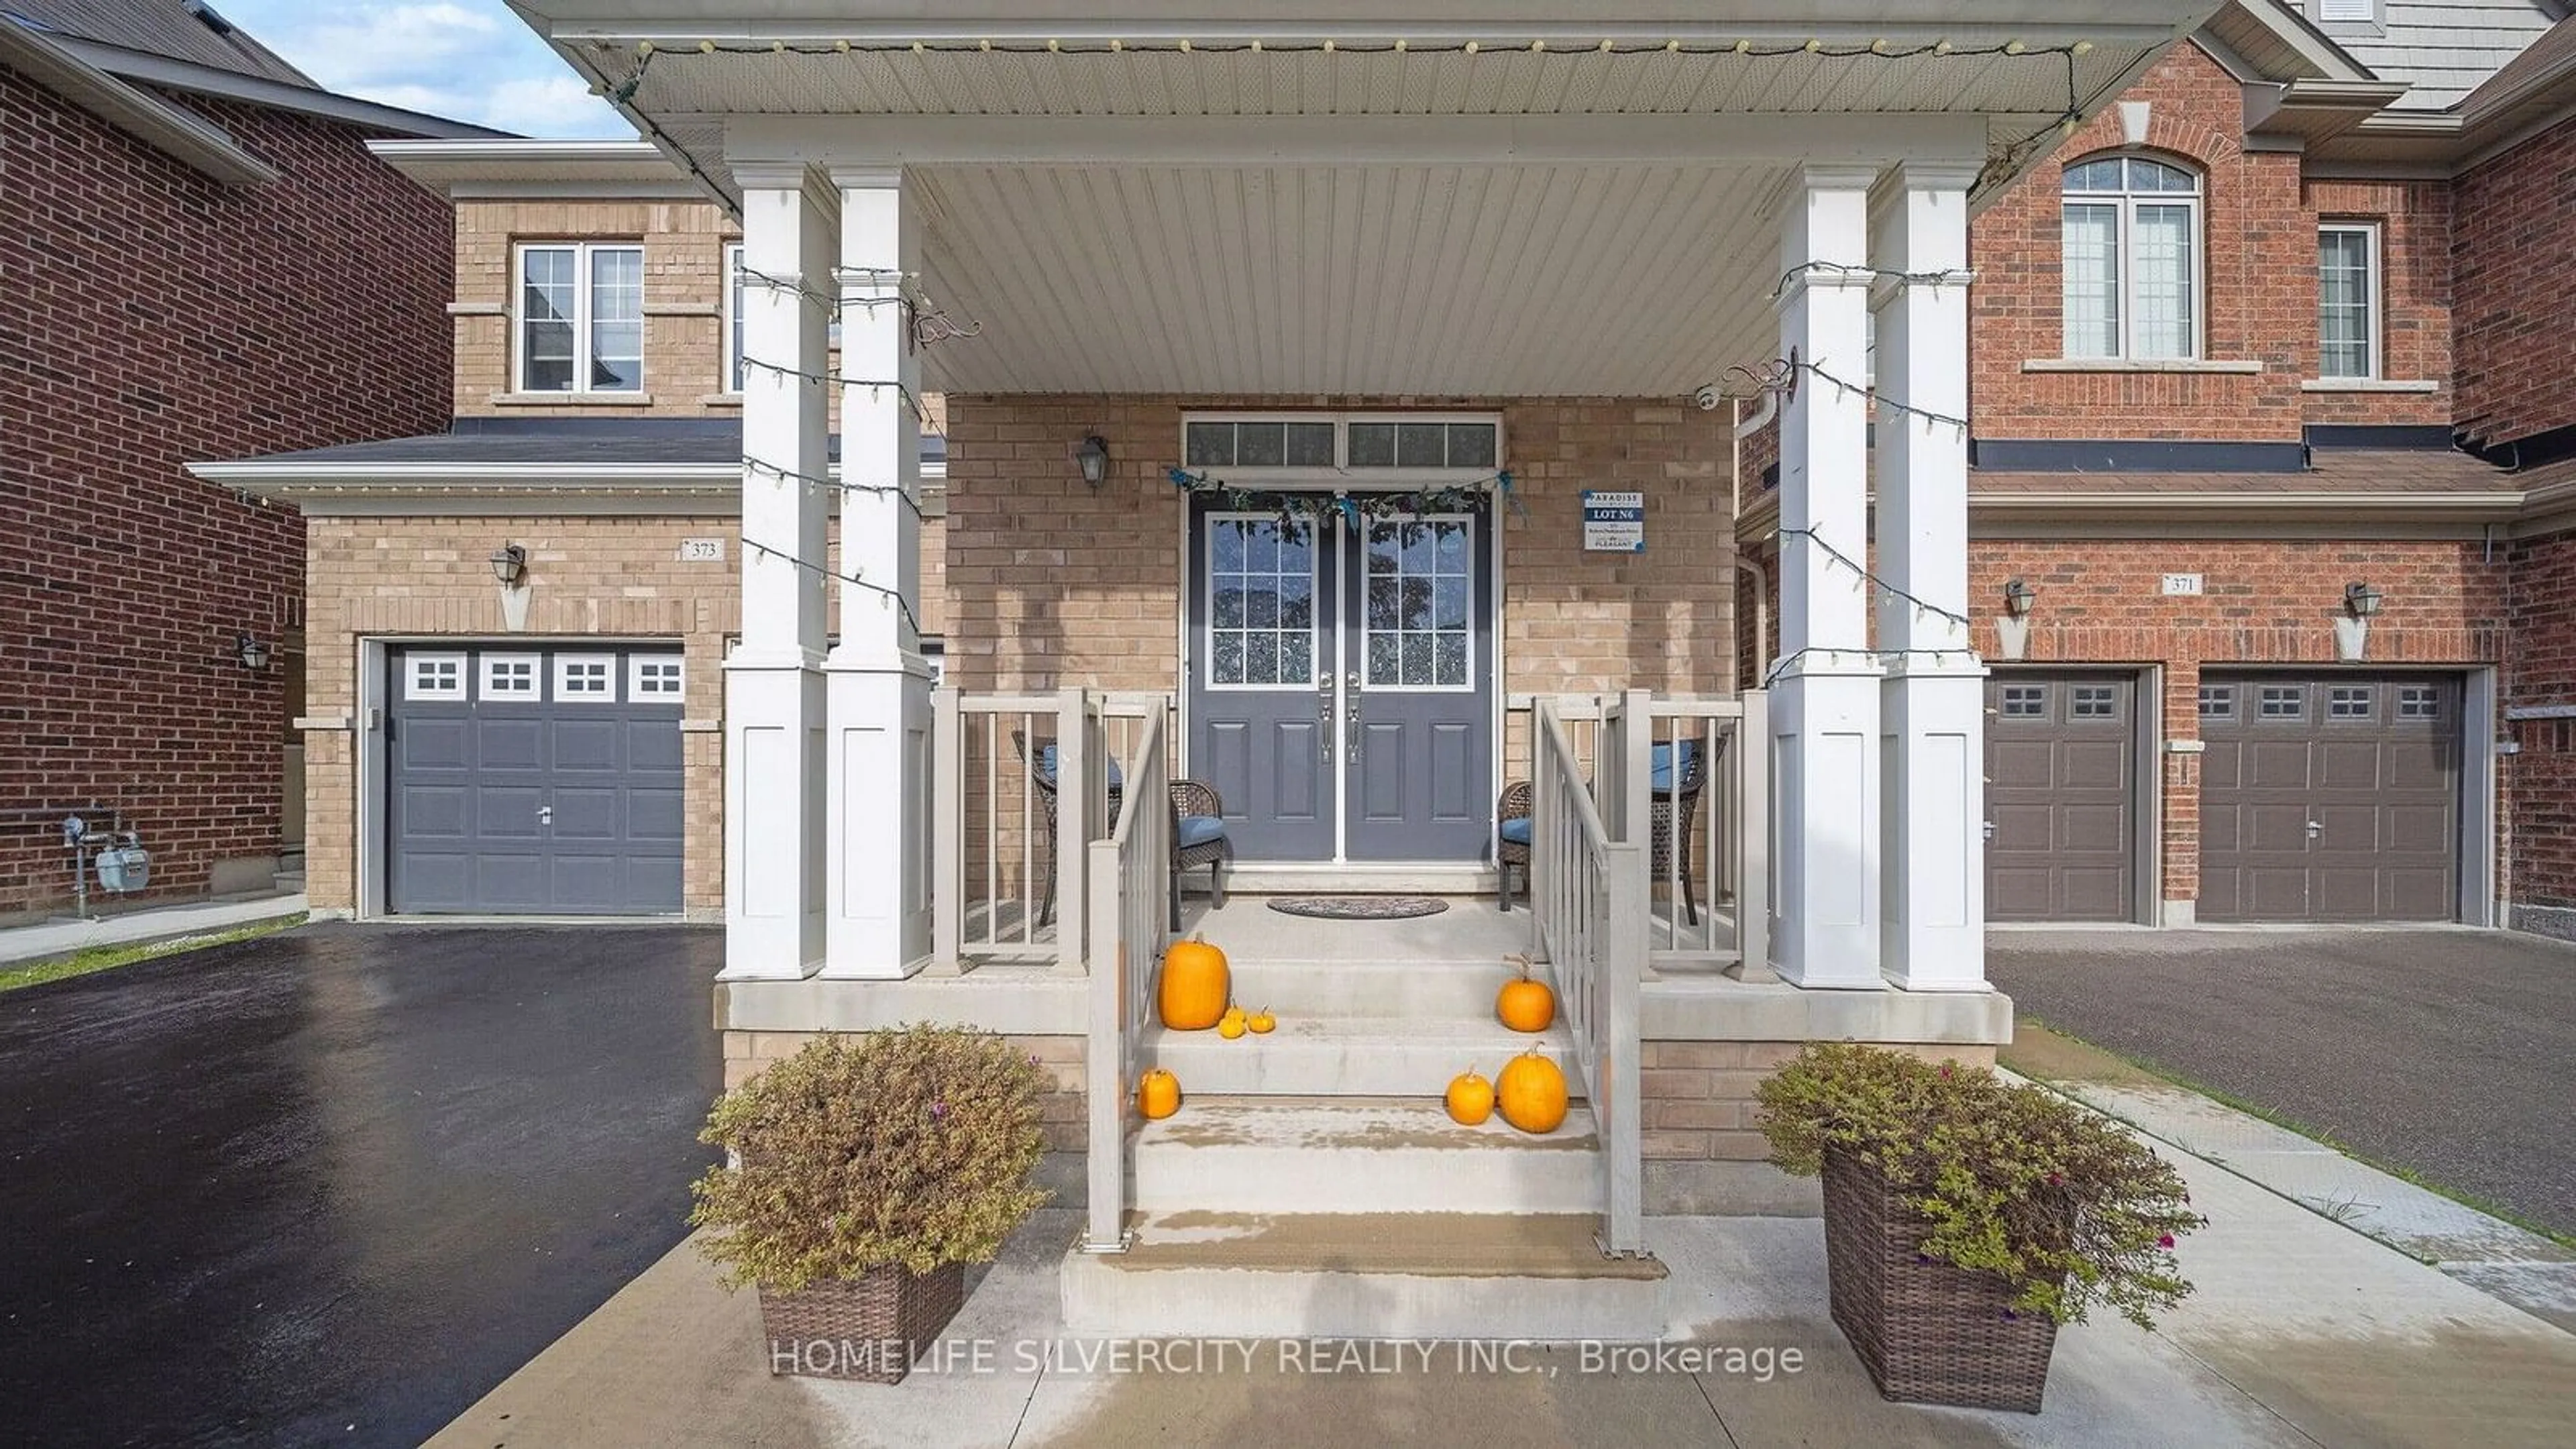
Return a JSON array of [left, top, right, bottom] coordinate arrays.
[[515, 241, 645, 395], [1179, 410, 1506, 486], [2060, 156, 2204, 363], [554, 653, 619, 701], [1202, 511, 1321, 694], [722, 241, 745, 397], [629, 654, 686, 704], [1358, 511, 1480, 695], [405, 652, 466, 702], [479, 652, 543, 702], [2316, 222, 2381, 382], [2312, 0, 2384, 34]]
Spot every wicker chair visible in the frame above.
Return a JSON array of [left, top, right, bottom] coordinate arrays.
[[1014, 731, 1227, 931], [1496, 739, 1715, 922]]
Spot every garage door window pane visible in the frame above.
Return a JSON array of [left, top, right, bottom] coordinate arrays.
[[2072, 685, 2118, 719], [631, 657, 684, 702], [2198, 684, 2234, 720], [481, 655, 541, 701], [557, 655, 616, 699], [2328, 686, 2373, 720], [407, 653, 466, 701], [2259, 686, 2304, 720], [2000, 684, 2047, 718], [2397, 685, 2438, 720]]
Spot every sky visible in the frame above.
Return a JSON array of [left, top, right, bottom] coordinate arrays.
[[218, 0, 635, 138]]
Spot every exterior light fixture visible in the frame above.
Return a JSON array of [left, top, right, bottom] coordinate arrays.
[[490, 543, 529, 586], [2343, 581, 2383, 619], [2002, 578, 2038, 617], [234, 634, 270, 671], [1075, 433, 1111, 486]]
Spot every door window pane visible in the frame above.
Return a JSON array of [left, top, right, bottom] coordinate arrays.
[[1206, 517, 1316, 688], [1363, 517, 1472, 689]]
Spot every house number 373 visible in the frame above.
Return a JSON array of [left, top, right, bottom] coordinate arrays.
[[678, 538, 725, 562]]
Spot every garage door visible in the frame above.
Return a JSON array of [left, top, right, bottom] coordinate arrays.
[[388, 646, 686, 914], [2198, 674, 2458, 922], [1986, 672, 2138, 922]]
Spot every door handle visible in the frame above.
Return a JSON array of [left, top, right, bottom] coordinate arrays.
[[1347, 706, 1362, 765], [1982, 820, 1995, 842], [538, 804, 554, 827], [2305, 820, 2322, 839]]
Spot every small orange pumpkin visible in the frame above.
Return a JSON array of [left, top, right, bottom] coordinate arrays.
[[1158, 934, 1231, 1030], [1248, 1008, 1276, 1034], [1218, 1011, 1248, 1040], [1497, 959, 1556, 1033], [1496, 1051, 1570, 1134], [1138, 1067, 1181, 1120], [1444, 1068, 1495, 1126]]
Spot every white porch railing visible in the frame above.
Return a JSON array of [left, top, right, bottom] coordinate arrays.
[[1601, 690, 1771, 977], [1082, 706, 1170, 1252], [1532, 698, 1648, 1257]]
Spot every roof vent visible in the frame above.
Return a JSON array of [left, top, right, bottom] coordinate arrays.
[[187, 1, 235, 37]]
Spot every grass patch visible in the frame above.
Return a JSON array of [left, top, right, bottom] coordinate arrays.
[[2009, 1012, 2576, 1252], [0, 913, 308, 995]]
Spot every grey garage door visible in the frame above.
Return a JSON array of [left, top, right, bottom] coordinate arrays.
[[2198, 674, 2459, 922], [1986, 672, 2139, 922], [388, 645, 685, 914]]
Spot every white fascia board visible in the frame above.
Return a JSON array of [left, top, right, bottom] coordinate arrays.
[[366, 138, 684, 194]]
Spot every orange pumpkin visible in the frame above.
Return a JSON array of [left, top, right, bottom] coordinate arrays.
[[1138, 1067, 1181, 1120], [1218, 1012, 1248, 1040], [1248, 1008, 1276, 1034], [1496, 1051, 1570, 1134], [1158, 934, 1231, 1030], [1444, 1068, 1495, 1126], [1497, 960, 1556, 1033]]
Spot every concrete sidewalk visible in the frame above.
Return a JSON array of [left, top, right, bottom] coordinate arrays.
[[430, 1116, 2576, 1448], [0, 891, 307, 969]]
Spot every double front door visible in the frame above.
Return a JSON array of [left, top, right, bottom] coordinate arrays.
[[1187, 496, 1494, 862]]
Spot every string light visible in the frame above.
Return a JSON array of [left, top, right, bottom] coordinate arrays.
[[1693, 354, 1969, 434], [740, 455, 930, 518], [1762, 645, 1979, 689], [1769, 258, 1976, 300], [735, 355, 939, 427], [740, 536, 924, 635], [611, 36, 2090, 66], [1772, 527, 1970, 631]]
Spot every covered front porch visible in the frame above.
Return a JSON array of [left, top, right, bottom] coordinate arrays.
[[520, 0, 2212, 1327]]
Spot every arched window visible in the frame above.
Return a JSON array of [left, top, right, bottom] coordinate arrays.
[[2061, 155, 2201, 361]]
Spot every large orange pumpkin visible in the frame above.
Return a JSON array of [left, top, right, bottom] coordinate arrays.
[[1444, 1068, 1495, 1126], [1138, 1067, 1181, 1120], [1158, 934, 1230, 1030], [1496, 960, 1556, 1033], [1496, 1051, 1570, 1134]]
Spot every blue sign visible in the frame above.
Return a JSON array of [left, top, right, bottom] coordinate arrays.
[[1582, 490, 1646, 553]]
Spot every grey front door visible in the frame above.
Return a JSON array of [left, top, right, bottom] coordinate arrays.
[[1985, 672, 2138, 921], [2198, 674, 2459, 922], [388, 645, 685, 914], [1187, 498, 1494, 862]]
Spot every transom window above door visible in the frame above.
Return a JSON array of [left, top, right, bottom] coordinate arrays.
[[1183, 413, 1502, 476], [2061, 155, 2201, 362]]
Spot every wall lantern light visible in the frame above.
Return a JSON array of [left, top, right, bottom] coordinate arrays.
[[2002, 578, 2039, 617], [490, 543, 529, 586], [1075, 433, 1111, 487], [234, 634, 270, 671], [2343, 581, 2383, 619]]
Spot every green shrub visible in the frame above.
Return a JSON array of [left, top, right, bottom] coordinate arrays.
[[692, 1026, 1053, 1291], [1756, 1043, 2204, 1328]]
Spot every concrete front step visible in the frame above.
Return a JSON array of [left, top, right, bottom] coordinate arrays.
[[1144, 1016, 1578, 1097], [1134, 1097, 1601, 1215], [1218, 957, 1542, 1020], [1062, 1210, 1664, 1340]]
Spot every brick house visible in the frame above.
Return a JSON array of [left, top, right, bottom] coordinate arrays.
[[193, 0, 2569, 1334], [0, 0, 490, 916]]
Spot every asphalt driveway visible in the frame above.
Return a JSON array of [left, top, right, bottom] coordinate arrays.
[[1988, 928, 2576, 1240], [0, 922, 723, 1448]]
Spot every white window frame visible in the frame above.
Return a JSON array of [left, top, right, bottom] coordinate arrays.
[[554, 653, 618, 701], [1178, 411, 1506, 487], [2316, 223, 2381, 382], [1201, 511, 1322, 694], [479, 652, 543, 702], [515, 241, 645, 394], [2313, 0, 2383, 32], [405, 652, 466, 702], [2061, 155, 2204, 362], [723, 241, 745, 395], [629, 654, 686, 704], [1358, 511, 1479, 695]]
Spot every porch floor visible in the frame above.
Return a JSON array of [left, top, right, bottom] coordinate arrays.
[[1181, 894, 1529, 963]]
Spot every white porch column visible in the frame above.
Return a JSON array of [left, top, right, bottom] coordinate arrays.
[[1872, 162, 1989, 991], [1770, 165, 1883, 989], [721, 165, 837, 981], [822, 168, 934, 979]]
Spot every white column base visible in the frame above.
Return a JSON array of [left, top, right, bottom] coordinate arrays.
[[1880, 659, 1988, 991], [821, 649, 936, 979], [720, 650, 826, 981], [1770, 656, 1883, 989]]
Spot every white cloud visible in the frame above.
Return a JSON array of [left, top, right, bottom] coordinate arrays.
[[222, 0, 630, 137]]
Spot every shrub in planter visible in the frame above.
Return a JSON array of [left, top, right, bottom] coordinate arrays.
[[692, 1026, 1052, 1383], [1756, 1044, 2202, 1412]]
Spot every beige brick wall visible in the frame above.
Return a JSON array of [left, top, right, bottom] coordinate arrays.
[[1640, 1040, 1996, 1163], [722, 1030, 1087, 1151]]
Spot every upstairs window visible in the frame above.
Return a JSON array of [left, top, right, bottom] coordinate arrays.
[[2061, 156, 2201, 362], [2318, 224, 2380, 380], [518, 242, 643, 394]]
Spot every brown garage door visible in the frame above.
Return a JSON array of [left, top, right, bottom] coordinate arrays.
[[1986, 672, 2138, 922], [2198, 675, 2459, 922]]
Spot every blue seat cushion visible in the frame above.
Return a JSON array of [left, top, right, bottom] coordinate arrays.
[[1497, 816, 1533, 845], [1177, 814, 1227, 849], [1035, 744, 1125, 790], [1650, 739, 1699, 794]]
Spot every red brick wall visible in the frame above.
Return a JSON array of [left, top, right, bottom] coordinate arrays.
[[2505, 525, 2576, 913], [0, 72, 453, 914], [2302, 178, 2454, 427], [2453, 113, 2576, 452]]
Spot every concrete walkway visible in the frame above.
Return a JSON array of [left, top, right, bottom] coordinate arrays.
[[431, 1104, 2576, 1447], [0, 890, 308, 967]]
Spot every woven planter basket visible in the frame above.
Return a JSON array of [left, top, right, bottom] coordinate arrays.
[[1821, 1149, 2062, 1413], [757, 1262, 965, 1384]]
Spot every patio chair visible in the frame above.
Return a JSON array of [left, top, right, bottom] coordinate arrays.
[[1495, 738, 1714, 922], [1014, 731, 1226, 931], [1495, 780, 1534, 912]]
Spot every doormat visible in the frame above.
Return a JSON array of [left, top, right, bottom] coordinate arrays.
[[1265, 896, 1450, 920]]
